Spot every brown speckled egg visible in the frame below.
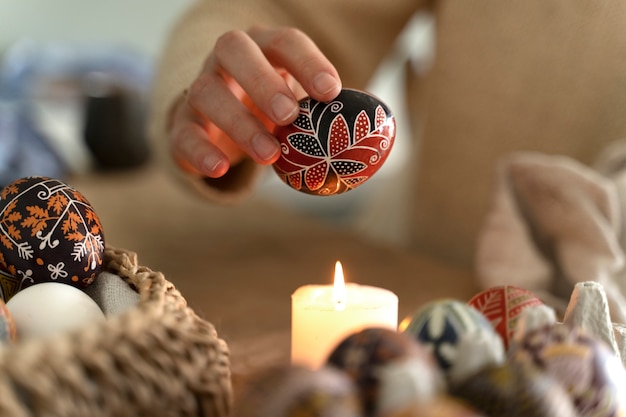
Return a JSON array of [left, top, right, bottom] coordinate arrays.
[[232, 364, 361, 417], [448, 361, 578, 417], [326, 327, 443, 417], [273, 88, 395, 196], [467, 285, 544, 349], [0, 176, 105, 291], [509, 324, 626, 417]]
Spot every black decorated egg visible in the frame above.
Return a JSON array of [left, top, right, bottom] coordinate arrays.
[[273, 88, 395, 196], [401, 299, 497, 371], [509, 324, 626, 417], [0, 176, 105, 292], [327, 327, 443, 417]]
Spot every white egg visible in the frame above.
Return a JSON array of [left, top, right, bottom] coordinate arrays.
[[6, 282, 105, 340]]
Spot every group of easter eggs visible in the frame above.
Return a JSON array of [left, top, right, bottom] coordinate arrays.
[[235, 286, 626, 417]]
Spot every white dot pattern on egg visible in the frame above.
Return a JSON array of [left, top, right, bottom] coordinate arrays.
[[273, 88, 396, 196]]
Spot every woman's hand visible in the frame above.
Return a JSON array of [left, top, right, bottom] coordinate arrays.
[[168, 26, 342, 178]]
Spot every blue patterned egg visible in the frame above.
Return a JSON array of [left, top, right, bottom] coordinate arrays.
[[510, 324, 626, 417], [0, 176, 105, 294], [326, 327, 442, 417], [401, 299, 497, 371]]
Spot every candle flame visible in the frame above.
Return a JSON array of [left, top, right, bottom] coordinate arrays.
[[333, 261, 347, 311]]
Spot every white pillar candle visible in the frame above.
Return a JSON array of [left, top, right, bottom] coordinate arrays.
[[291, 261, 398, 369]]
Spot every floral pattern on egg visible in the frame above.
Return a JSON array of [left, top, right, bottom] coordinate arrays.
[[273, 88, 396, 196], [0, 177, 105, 291]]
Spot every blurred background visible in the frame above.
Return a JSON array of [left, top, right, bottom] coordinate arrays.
[[0, 0, 434, 247]]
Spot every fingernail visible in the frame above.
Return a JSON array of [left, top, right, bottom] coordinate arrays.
[[201, 154, 226, 174], [271, 93, 298, 122], [313, 72, 340, 95], [252, 133, 280, 161]]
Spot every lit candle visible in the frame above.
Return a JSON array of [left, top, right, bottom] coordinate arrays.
[[291, 261, 399, 369]]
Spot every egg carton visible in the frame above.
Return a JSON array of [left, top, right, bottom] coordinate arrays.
[[0, 246, 232, 417]]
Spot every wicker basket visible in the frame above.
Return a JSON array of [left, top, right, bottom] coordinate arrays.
[[0, 246, 232, 417]]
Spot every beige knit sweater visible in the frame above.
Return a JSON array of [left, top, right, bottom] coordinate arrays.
[[149, 0, 626, 270]]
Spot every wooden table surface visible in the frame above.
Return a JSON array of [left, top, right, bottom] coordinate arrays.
[[72, 164, 479, 377]]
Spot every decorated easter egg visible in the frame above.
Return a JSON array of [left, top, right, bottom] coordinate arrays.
[[0, 298, 16, 343], [327, 327, 442, 417], [273, 88, 395, 196], [509, 324, 626, 417], [467, 285, 544, 349], [401, 299, 497, 371], [0, 176, 105, 291], [6, 282, 105, 340], [448, 361, 579, 417], [232, 364, 360, 417], [0, 269, 20, 302], [380, 396, 483, 417]]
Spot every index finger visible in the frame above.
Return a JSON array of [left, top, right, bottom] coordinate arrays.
[[248, 26, 342, 102]]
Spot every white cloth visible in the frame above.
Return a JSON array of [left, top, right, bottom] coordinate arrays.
[[475, 149, 626, 324], [84, 271, 140, 317]]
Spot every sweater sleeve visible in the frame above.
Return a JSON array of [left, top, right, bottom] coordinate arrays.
[[148, 0, 427, 204]]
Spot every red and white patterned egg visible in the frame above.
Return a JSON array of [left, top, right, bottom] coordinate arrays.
[[0, 176, 105, 296], [273, 88, 395, 196], [467, 285, 544, 349]]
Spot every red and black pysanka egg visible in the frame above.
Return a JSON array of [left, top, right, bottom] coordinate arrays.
[[273, 88, 396, 196], [0, 177, 105, 296]]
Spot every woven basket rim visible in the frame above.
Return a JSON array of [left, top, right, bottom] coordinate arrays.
[[0, 245, 232, 417]]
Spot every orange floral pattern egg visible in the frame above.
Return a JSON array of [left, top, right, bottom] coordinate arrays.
[[273, 88, 396, 196], [467, 285, 544, 349], [0, 177, 105, 296]]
